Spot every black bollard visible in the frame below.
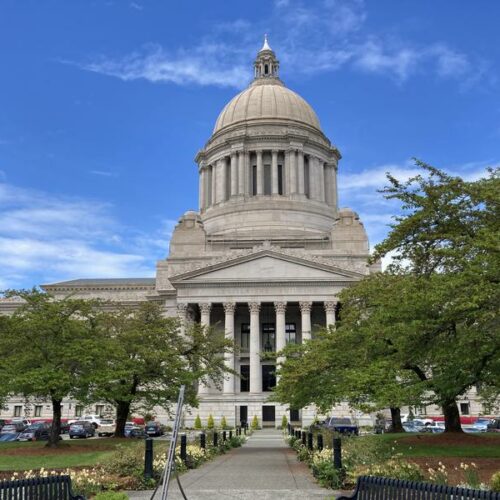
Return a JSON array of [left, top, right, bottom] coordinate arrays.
[[295, 429, 300, 439], [144, 438, 153, 480], [180, 433, 187, 463], [213, 431, 218, 447], [243, 426, 247, 435], [333, 437, 342, 470], [301, 431, 306, 446], [317, 433, 323, 451], [200, 432, 206, 450], [229, 430, 233, 439], [307, 432, 313, 450], [222, 430, 227, 442]]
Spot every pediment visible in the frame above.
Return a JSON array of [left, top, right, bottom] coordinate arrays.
[[170, 250, 365, 284]]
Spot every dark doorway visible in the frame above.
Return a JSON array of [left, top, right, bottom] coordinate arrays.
[[239, 406, 248, 427], [290, 409, 300, 422], [262, 405, 276, 423], [240, 365, 250, 392], [262, 365, 276, 391]]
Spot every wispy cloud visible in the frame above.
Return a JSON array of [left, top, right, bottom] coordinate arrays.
[[90, 169, 118, 177], [130, 2, 143, 10], [0, 181, 175, 289]]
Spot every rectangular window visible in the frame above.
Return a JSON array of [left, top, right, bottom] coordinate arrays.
[[262, 323, 275, 352], [286, 323, 296, 344], [460, 402, 470, 415], [34, 405, 42, 417], [304, 161, 310, 198], [75, 405, 83, 417], [241, 323, 250, 351], [240, 365, 250, 392], [252, 165, 257, 195], [290, 409, 300, 421], [13, 406, 22, 417], [278, 164, 283, 195], [95, 405, 105, 417], [262, 365, 276, 392]]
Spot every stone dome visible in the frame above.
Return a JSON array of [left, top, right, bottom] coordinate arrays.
[[213, 80, 321, 133]]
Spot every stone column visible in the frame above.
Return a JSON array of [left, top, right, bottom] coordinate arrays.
[[223, 302, 236, 394], [288, 149, 297, 194], [318, 161, 326, 203], [238, 151, 245, 195], [271, 150, 279, 195], [332, 163, 339, 210], [324, 301, 336, 327], [198, 302, 212, 395], [300, 301, 312, 342], [256, 150, 264, 195], [219, 158, 227, 203], [211, 164, 217, 206], [308, 156, 317, 200], [198, 167, 205, 210], [230, 153, 238, 197], [177, 302, 188, 337], [297, 150, 305, 195], [274, 301, 287, 382], [248, 302, 261, 394], [244, 151, 251, 196]]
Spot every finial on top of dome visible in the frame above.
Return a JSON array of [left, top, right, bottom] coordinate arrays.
[[260, 34, 272, 52]]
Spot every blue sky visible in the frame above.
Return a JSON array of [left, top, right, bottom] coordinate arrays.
[[1, 0, 499, 289]]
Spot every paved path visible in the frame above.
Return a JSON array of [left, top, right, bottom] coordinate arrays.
[[128, 429, 334, 499]]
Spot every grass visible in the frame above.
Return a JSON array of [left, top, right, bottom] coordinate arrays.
[[0, 438, 158, 471], [367, 432, 500, 458]]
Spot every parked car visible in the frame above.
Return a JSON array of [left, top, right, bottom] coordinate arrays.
[[17, 423, 52, 441], [81, 415, 103, 429], [472, 418, 491, 432], [69, 421, 95, 439], [0, 433, 19, 442], [1, 422, 26, 434], [313, 417, 359, 435], [124, 422, 145, 438], [97, 419, 116, 437], [145, 421, 164, 437], [487, 418, 500, 432], [400, 414, 434, 426]]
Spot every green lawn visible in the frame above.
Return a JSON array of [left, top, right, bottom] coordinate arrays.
[[0, 438, 168, 471], [369, 432, 500, 458]]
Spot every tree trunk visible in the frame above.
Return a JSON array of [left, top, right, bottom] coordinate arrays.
[[114, 400, 131, 437], [46, 398, 62, 447], [442, 399, 463, 432], [389, 407, 405, 433]]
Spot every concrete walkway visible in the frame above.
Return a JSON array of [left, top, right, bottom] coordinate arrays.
[[128, 429, 334, 499]]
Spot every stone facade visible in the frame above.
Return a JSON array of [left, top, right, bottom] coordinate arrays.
[[0, 39, 487, 427]]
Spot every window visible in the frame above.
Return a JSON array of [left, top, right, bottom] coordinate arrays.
[[290, 409, 300, 422], [278, 164, 283, 194], [34, 405, 42, 417], [460, 402, 470, 415], [252, 165, 257, 195], [262, 323, 275, 352], [95, 405, 105, 417], [13, 406, 22, 417], [286, 323, 296, 344], [264, 64, 269, 74], [262, 365, 276, 391], [75, 405, 83, 417], [241, 324, 250, 351], [240, 365, 250, 392]]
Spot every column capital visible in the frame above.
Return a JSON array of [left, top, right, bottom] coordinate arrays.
[[248, 302, 261, 313], [199, 302, 212, 314], [223, 302, 236, 314], [299, 301, 312, 313], [324, 300, 337, 313], [274, 301, 287, 314], [230, 151, 237, 159]]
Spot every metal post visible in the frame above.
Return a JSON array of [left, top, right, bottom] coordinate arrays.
[[222, 430, 227, 442], [180, 434, 187, 463], [307, 432, 313, 450], [213, 431, 218, 447], [317, 434, 323, 451], [301, 431, 306, 446], [144, 438, 153, 480], [243, 426, 247, 435], [200, 432, 206, 450], [229, 430, 233, 439], [333, 437, 342, 470]]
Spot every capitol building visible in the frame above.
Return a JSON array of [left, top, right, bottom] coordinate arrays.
[[1, 38, 381, 426]]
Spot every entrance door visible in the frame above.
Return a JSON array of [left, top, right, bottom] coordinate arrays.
[[262, 405, 275, 426], [239, 406, 248, 427]]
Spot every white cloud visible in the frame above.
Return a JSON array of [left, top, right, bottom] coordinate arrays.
[[130, 2, 143, 10], [0, 182, 174, 289], [90, 169, 117, 177]]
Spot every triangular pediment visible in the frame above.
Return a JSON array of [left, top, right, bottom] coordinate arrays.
[[170, 250, 365, 284]]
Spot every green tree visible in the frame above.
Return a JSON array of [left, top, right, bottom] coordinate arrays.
[[194, 414, 202, 429], [281, 414, 288, 430], [92, 302, 232, 437], [220, 415, 228, 429], [251, 415, 259, 430], [0, 289, 101, 446], [207, 414, 214, 429]]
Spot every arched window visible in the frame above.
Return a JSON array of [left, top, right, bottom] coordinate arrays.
[[264, 64, 269, 75]]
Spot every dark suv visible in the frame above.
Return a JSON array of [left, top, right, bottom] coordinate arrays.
[[17, 423, 51, 441], [145, 421, 164, 437], [69, 421, 95, 439]]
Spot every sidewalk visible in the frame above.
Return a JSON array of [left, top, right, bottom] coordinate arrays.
[[128, 429, 336, 499]]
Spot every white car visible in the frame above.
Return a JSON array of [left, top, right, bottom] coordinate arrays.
[[81, 415, 103, 429]]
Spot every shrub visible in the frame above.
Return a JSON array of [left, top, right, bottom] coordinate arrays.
[[490, 471, 500, 492], [220, 416, 228, 429], [281, 414, 288, 429], [102, 445, 143, 479], [251, 415, 259, 430], [94, 493, 129, 500], [207, 414, 214, 429], [194, 414, 202, 429]]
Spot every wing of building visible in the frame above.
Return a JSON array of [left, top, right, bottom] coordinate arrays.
[[0, 39, 392, 426]]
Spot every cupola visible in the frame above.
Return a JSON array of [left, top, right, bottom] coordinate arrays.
[[253, 35, 280, 80]]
